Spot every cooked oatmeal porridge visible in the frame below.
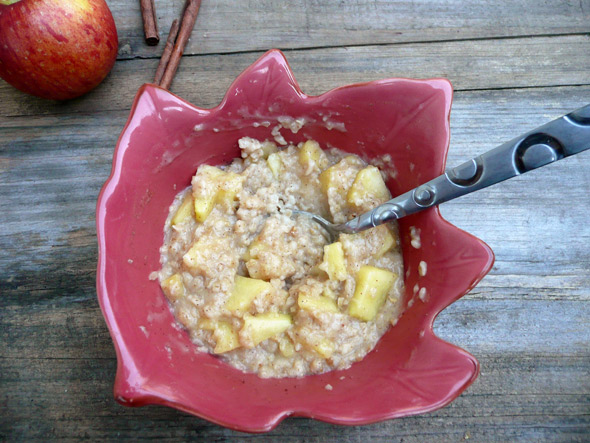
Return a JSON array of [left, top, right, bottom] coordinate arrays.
[[157, 137, 405, 378]]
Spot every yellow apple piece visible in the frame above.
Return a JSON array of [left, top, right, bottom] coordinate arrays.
[[196, 318, 240, 353], [261, 141, 279, 158], [193, 196, 215, 223], [298, 140, 328, 170], [278, 336, 295, 357], [216, 171, 243, 209], [225, 276, 273, 313], [375, 226, 396, 258], [213, 321, 240, 354], [313, 338, 335, 358], [160, 274, 184, 302], [171, 193, 194, 226], [198, 318, 217, 331], [197, 164, 224, 179], [347, 166, 390, 208], [267, 152, 283, 178], [298, 294, 339, 313], [193, 165, 223, 222], [182, 234, 209, 269], [319, 156, 364, 195], [241, 313, 292, 347], [318, 241, 347, 281], [348, 265, 397, 321], [192, 165, 243, 222], [319, 165, 336, 195]]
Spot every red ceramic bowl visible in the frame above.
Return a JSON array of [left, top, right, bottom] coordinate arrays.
[[96, 49, 494, 432]]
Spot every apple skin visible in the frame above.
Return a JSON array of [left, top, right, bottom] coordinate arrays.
[[0, 0, 118, 100]]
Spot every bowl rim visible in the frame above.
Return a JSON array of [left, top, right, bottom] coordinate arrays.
[[96, 49, 495, 432]]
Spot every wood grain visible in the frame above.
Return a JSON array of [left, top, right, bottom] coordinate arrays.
[[2, 88, 589, 305], [1, 34, 589, 117], [1, 299, 589, 440], [1, 85, 589, 439], [107, 0, 590, 59], [1, 0, 589, 439]]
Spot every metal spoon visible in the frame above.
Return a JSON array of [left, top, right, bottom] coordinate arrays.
[[295, 104, 590, 242]]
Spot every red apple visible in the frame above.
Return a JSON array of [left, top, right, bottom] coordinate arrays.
[[0, 0, 118, 100]]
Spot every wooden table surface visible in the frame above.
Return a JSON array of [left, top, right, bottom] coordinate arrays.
[[1, 1, 589, 441]]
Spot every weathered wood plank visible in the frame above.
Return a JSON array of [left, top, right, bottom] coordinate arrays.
[[1, 82, 589, 439], [1, 300, 589, 440], [2, 86, 588, 305], [2, 0, 589, 439], [442, 88, 590, 303], [1, 35, 589, 117], [104, 0, 590, 59], [2, 298, 588, 359]]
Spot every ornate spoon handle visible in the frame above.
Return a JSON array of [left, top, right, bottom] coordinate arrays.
[[343, 105, 590, 233]]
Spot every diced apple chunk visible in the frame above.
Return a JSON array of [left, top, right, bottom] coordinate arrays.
[[348, 265, 397, 321], [193, 196, 216, 222], [278, 336, 295, 357], [213, 321, 240, 354], [267, 152, 283, 178], [216, 172, 243, 208], [240, 313, 292, 347], [198, 164, 225, 179], [298, 140, 328, 171], [261, 141, 278, 158], [318, 242, 347, 281], [319, 156, 365, 196], [375, 227, 396, 258], [182, 235, 206, 269], [161, 274, 184, 302], [225, 276, 273, 313], [298, 294, 339, 313], [194, 165, 224, 221], [192, 165, 243, 222], [197, 318, 240, 353], [198, 318, 217, 331], [347, 166, 390, 208], [313, 338, 335, 358], [171, 193, 194, 226], [319, 166, 335, 195]]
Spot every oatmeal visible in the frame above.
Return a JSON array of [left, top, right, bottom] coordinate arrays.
[[158, 137, 405, 378]]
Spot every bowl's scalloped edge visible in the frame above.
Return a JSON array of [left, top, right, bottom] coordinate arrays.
[[96, 49, 495, 433]]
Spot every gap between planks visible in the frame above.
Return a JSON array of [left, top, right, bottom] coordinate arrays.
[[2, 84, 589, 121], [114, 31, 590, 62]]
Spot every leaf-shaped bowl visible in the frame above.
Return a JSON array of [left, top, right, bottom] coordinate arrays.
[[96, 49, 494, 432]]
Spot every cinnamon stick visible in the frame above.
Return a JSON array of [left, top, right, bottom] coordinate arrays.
[[154, 19, 180, 85], [140, 0, 159, 45], [159, 0, 202, 90]]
